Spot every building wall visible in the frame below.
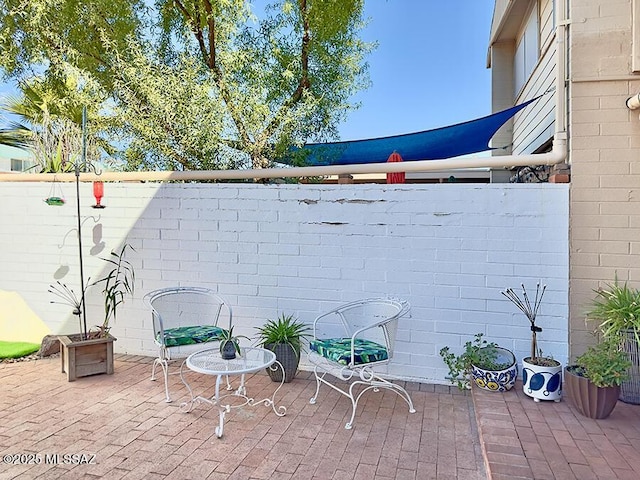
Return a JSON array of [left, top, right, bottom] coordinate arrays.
[[490, 0, 556, 155], [569, 0, 640, 357], [0, 181, 569, 383], [0, 145, 35, 173], [512, 0, 556, 154]]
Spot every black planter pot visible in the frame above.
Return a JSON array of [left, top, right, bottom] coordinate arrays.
[[220, 340, 237, 360], [265, 343, 299, 383], [564, 366, 620, 419]]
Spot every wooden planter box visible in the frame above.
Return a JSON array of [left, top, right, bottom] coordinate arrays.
[[59, 334, 116, 382]]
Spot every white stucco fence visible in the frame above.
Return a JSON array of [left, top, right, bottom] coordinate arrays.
[[0, 181, 569, 384]]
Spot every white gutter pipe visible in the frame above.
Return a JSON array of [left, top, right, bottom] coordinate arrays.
[[554, 0, 569, 153], [0, 142, 567, 183]]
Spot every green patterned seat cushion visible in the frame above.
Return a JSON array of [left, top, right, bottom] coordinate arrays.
[[310, 338, 388, 366], [158, 326, 227, 347]]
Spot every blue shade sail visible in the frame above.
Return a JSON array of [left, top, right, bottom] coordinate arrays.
[[284, 97, 540, 166]]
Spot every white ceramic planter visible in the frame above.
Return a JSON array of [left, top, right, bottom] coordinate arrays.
[[522, 357, 562, 402]]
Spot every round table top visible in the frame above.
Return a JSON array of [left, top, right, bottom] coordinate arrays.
[[185, 346, 276, 375]]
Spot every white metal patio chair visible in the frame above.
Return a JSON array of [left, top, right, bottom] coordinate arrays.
[[308, 297, 416, 429], [144, 286, 233, 402]]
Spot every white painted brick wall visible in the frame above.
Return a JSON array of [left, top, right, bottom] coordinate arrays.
[[0, 181, 569, 383]]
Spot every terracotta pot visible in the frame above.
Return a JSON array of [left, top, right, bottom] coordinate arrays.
[[564, 366, 620, 419], [522, 357, 562, 402]]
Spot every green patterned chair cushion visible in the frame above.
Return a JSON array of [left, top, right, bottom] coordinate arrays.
[[310, 338, 388, 366], [158, 326, 227, 347]]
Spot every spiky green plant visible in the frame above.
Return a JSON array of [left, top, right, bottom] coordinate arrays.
[[255, 313, 311, 359], [91, 244, 135, 337], [587, 279, 640, 346]]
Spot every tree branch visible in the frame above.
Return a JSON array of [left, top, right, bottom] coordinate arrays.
[[257, 0, 311, 148], [203, 0, 216, 69], [174, 0, 210, 66]]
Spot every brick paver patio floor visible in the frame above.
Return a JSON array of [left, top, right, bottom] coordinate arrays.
[[473, 380, 640, 480], [0, 355, 485, 480], [2, 354, 639, 479]]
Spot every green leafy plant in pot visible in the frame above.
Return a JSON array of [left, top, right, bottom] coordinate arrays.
[[255, 313, 311, 383], [49, 243, 135, 381], [502, 282, 562, 402], [586, 278, 640, 404], [49, 243, 135, 340], [219, 326, 248, 360], [439, 333, 517, 392], [565, 338, 631, 419]]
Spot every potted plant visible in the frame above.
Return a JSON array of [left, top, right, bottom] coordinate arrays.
[[502, 282, 562, 402], [564, 338, 631, 419], [439, 333, 518, 392], [50, 244, 135, 381], [218, 326, 248, 360], [255, 313, 311, 383], [586, 279, 640, 404]]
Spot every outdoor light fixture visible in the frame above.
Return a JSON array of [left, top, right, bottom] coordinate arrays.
[[92, 181, 105, 209]]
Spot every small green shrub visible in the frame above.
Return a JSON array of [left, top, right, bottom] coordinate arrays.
[[573, 339, 631, 388], [439, 333, 512, 390]]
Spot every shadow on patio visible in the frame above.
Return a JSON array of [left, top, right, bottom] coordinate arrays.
[[2, 355, 639, 479]]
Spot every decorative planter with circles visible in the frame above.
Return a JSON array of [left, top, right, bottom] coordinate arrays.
[[471, 346, 518, 392], [522, 357, 562, 402]]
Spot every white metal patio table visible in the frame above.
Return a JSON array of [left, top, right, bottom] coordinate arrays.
[[179, 346, 286, 438]]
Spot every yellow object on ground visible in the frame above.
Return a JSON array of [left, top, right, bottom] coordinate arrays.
[[0, 291, 50, 343]]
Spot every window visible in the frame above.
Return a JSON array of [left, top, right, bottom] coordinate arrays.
[[514, 4, 540, 97], [11, 158, 29, 172]]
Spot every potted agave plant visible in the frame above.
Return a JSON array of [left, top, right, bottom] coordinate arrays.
[[255, 313, 311, 383], [218, 326, 249, 360], [502, 282, 562, 402]]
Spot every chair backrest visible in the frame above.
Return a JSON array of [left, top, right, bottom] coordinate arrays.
[[143, 287, 233, 341], [315, 298, 410, 359]]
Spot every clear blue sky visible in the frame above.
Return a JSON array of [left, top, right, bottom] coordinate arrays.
[[339, 1, 494, 141]]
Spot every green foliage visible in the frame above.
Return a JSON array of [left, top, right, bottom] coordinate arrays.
[[573, 339, 631, 388], [0, 124, 30, 149], [2, 74, 111, 172], [0, 0, 372, 171], [91, 244, 136, 336], [439, 333, 512, 390], [219, 326, 249, 356], [586, 279, 640, 346], [255, 313, 311, 358]]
